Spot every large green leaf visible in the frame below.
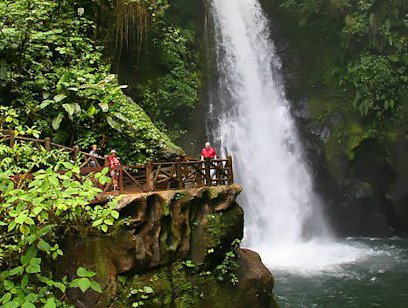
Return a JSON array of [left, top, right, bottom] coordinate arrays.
[[26, 258, 41, 274], [3, 301, 20, 308], [98, 102, 109, 112], [90, 280, 102, 293], [78, 278, 92, 292], [21, 302, 36, 308], [62, 103, 81, 117], [52, 113, 64, 130], [77, 267, 96, 278], [3, 280, 14, 291], [40, 100, 54, 109], [53, 94, 67, 103], [20, 247, 37, 266], [87, 104, 96, 116], [37, 240, 51, 252], [70, 277, 92, 293], [44, 299, 57, 308], [8, 266, 23, 276], [106, 116, 121, 130], [15, 213, 27, 224]]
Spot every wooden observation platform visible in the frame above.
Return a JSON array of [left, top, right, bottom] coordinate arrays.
[[1, 130, 234, 197]]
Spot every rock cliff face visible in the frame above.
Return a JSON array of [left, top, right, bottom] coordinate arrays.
[[254, 1, 401, 237], [57, 185, 277, 307]]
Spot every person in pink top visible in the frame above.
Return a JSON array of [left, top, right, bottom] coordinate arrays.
[[108, 149, 121, 190], [201, 142, 217, 161]]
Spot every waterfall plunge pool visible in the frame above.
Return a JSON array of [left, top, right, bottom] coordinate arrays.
[[269, 237, 408, 307]]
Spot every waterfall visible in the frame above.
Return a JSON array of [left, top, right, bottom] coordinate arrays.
[[209, 0, 371, 272]]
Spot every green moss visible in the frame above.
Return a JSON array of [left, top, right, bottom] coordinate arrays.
[[171, 263, 201, 307], [207, 206, 244, 244], [161, 200, 171, 217], [207, 187, 220, 200], [174, 192, 185, 201], [114, 268, 173, 307], [114, 195, 127, 204], [113, 258, 279, 308]]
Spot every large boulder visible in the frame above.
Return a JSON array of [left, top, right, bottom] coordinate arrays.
[[113, 248, 277, 308], [55, 185, 276, 307], [232, 248, 277, 308]]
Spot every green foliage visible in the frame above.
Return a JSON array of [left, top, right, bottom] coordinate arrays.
[[174, 192, 185, 201], [127, 285, 155, 307], [91, 0, 169, 56], [0, 137, 120, 307], [0, 107, 20, 129], [182, 260, 196, 269], [195, 239, 241, 286], [0, 0, 179, 163], [278, 0, 408, 159], [136, 25, 200, 139], [70, 267, 102, 293], [90, 203, 120, 233], [0, 137, 70, 175], [279, 0, 408, 108], [212, 239, 240, 285], [347, 54, 407, 119]]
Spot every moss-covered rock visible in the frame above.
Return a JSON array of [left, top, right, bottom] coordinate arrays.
[[113, 248, 277, 308], [56, 185, 276, 307], [114, 267, 173, 308]]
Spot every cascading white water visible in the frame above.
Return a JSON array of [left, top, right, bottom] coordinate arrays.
[[209, 0, 373, 273]]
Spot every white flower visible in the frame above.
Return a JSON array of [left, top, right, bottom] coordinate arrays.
[[78, 7, 84, 16]]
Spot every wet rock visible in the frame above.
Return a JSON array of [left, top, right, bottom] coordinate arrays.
[[56, 185, 275, 307], [233, 248, 276, 308], [113, 248, 277, 308]]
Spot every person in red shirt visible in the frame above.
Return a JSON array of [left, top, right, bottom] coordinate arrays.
[[201, 142, 217, 161], [108, 149, 121, 190]]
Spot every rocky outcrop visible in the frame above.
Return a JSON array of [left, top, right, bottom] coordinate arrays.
[[113, 248, 276, 308], [56, 185, 278, 307]]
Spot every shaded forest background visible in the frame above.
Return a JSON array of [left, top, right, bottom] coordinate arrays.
[[260, 0, 408, 236]]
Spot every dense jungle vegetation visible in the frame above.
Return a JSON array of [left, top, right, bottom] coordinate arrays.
[[0, 138, 119, 307], [0, 0, 201, 306], [0, 0, 203, 163], [264, 0, 408, 234], [278, 0, 408, 153]]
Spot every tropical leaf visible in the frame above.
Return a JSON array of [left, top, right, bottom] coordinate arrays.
[[52, 113, 64, 130]]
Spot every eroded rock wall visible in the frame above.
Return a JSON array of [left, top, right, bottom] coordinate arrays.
[[57, 185, 277, 307]]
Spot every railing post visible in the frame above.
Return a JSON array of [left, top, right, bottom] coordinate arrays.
[[227, 155, 234, 185], [176, 159, 183, 189], [9, 130, 15, 148], [205, 158, 211, 186], [104, 155, 109, 167], [196, 166, 203, 187], [119, 166, 124, 194], [215, 161, 222, 186], [44, 137, 51, 151], [73, 145, 79, 161], [146, 159, 154, 191]]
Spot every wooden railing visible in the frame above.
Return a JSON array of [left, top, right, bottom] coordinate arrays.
[[1, 130, 106, 167], [1, 130, 234, 194], [150, 157, 234, 191]]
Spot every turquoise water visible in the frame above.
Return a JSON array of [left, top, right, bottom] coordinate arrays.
[[274, 238, 408, 307]]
